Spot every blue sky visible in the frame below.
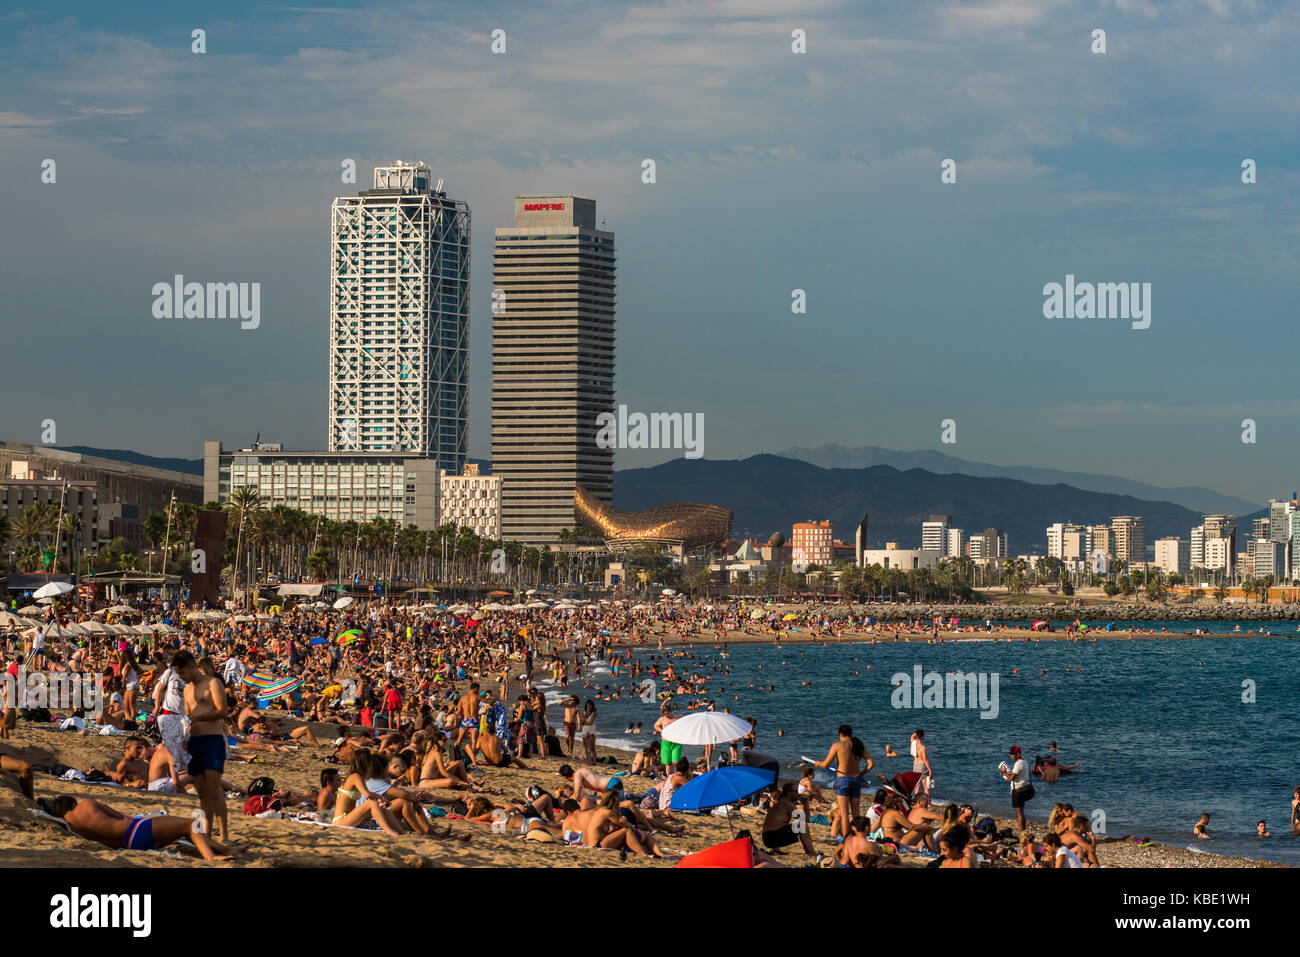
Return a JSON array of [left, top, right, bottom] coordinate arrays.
[[2, 0, 1297, 503]]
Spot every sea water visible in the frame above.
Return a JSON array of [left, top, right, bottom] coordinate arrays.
[[551, 635, 1300, 865]]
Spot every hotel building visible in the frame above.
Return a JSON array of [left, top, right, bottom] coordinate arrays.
[[439, 463, 501, 539], [328, 162, 470, 472], [491, 196, 616, 544], [203, 441, 439, 530]]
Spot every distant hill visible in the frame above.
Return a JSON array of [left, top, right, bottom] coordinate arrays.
[[778, 443, 1261, 518], [614, 454, 1208, 553], [55, 446, 203, 476]]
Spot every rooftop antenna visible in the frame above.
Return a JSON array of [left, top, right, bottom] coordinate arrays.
[[435, 177, 445, 193]]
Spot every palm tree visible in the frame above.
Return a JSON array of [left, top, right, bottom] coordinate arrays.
[[225, 486, 263, 601]]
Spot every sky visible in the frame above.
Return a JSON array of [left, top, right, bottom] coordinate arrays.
[[2, 0, 1297, 504]]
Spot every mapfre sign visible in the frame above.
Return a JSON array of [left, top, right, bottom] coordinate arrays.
[[523, 202, 565, 211]]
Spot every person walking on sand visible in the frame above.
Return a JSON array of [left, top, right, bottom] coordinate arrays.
[[999, 745, 1034, 833], [816, 724, 872, 841], [910, 729, 933, 795]]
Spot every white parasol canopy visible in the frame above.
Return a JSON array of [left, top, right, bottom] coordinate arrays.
[[333, 596, 354, 610], [33, 581, 75, 599], [661, 711, 753, 747]]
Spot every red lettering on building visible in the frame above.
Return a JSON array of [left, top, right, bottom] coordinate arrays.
[[523, 202, 566, 211]]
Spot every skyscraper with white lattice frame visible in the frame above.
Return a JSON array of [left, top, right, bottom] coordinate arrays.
[[329, 161, 470, 474]]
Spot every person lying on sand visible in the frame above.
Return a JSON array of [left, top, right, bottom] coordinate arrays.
[[559, 791, 664, 856], [43, 796, 234, 861], [559, 764, 624, 805], [460, 795, 564, 839]]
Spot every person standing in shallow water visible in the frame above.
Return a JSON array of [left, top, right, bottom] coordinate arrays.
[[816, 724, 872, 841]]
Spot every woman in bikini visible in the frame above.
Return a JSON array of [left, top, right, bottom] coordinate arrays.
[[879, 793, 928, 849], [416, 732, 482, 790], [939, 823, 978, 868], [330, 749, 406, 835]]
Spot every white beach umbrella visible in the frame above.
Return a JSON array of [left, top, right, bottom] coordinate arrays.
[[17, 605, 42, 615], [662, 588, 678, 596], [232, 614, 255, 623], [0, 611, 36, 629], [77, 620, 112, 635], [526, 601, 549, 609], [333, 596, 354, 610], [661, 711, 754, 747], [33, 581, 74, 599], [105, 604, 138, 616]]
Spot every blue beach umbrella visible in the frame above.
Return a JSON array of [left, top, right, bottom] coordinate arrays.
[[671, 766, 777, 837]]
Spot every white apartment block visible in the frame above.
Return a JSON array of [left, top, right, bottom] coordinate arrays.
[[921, 515, 951, 553], [1203, 536, 1232, 572], [203, 441, 439, 529], [439, 464, 502, 539], [1153, 537, 1188, 576]]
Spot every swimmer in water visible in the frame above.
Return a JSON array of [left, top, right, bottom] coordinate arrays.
[[884, 745, 898, 757], [1193, 812, 1211, 839]]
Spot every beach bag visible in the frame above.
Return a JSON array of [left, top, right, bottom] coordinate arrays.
[[243, 794, 283, 816], [973, 816, 997, 840], [248, 776, 276, 797], [544, 734, 563, 757]]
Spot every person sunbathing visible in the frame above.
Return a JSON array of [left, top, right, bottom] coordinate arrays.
[[938, 822, 979, 868], [837, 816, 899, 867], [460, 795, 563, 838], [102, 737, 150, 787], [476, 730, 528, 769], [561, 791, 663, 856], [417, 735, 483, 790], [878, 793, 930, 850], [1062, 814, 1098, 866], [44, 796, 234, 861]]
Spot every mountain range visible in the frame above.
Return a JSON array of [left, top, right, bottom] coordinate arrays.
[[614, 454, 1216, 552], [777, 443, 1261, 517], [37, 444, 1261, 553]]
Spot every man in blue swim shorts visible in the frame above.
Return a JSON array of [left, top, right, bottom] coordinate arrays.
[[173, 651, 232, 842], [45, 796, 235, 860]]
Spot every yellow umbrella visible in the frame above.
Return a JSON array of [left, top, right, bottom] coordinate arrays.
[[782, 613, 798, 621]]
